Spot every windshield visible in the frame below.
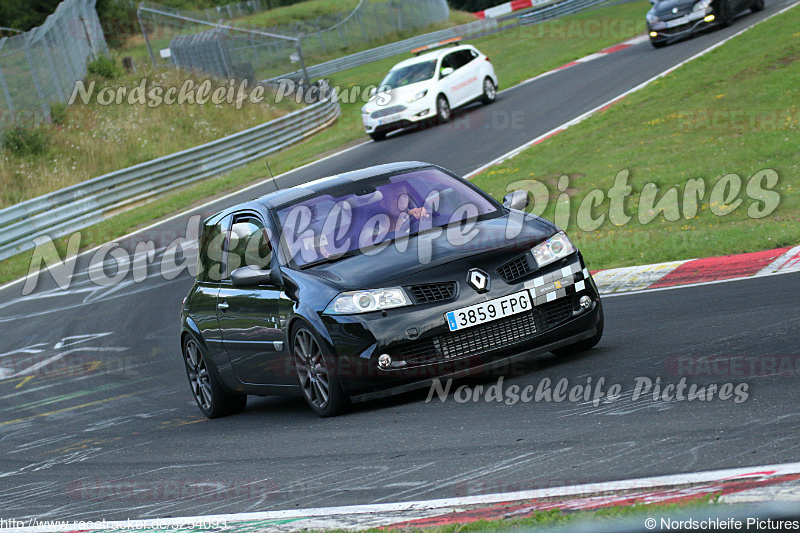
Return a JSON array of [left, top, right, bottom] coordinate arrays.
[[380, 60, 437, 89], [275, 168, 499, 268]]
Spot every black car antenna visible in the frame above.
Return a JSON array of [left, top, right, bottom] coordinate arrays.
[[266, 160, 280, 193]]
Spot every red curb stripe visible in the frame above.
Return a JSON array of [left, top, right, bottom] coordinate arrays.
[[532, 128, 564, 145], [600, 43, 630, 54], [649, 247, 792, 288], [555, 61, 578, 70], [599, 95, 624, 112]]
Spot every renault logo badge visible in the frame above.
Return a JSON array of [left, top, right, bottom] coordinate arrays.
[[468, 268, 490, 293]]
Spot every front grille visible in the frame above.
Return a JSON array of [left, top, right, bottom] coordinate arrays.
[[497, 254, 534, 284], [407, 282, 457, 304], [371, 105, 406, 119], [391, 298, 575, 366]]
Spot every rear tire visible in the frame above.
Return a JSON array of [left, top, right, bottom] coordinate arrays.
[[292, 324, 349, 417], [369, 131, 386, 141], [551, 305, 604, 356], [436, 95, 451, 124], [481, 77, 496, 104], [750, 0, 764, 12], [183, 336, 246, 419]]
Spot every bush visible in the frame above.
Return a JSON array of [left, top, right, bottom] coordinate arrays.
[[2, 125, 51, 156], [87, 55, 119, 79], [50, 102, 67, 125]]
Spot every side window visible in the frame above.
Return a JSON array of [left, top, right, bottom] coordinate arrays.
[[225, 216, 272, 279], [198, 219, 225, 282], [459, 49, 476, 67], [441, 52, 460, 74]]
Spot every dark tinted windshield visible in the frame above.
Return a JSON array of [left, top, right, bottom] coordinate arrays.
[[275, 168, 499, 267], [380, 60, 437, 89]]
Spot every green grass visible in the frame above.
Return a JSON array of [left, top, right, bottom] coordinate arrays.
[[471, 4, 800, 271], [1, 1, 666, 285], [0, 62, 302, 208]]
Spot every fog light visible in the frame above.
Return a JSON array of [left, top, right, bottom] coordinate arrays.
[[704, 14, 715, 22], [650, 31, 658, 37], [378, 354, 392, 369], [579, 296, 592, 309]]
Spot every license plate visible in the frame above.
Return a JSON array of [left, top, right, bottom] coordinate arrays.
[[378, 113, 401, 126], [445, 290, 532, 332], [664, 12, 703, 28]]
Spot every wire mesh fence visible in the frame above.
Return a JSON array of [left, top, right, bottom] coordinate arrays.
[[137, 0, 450, 84], [0, 0, 107, 128]]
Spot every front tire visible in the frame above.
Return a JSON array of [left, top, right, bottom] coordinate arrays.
[[481, 77, 496, 104], [650, 39, 667, 48], [551, 305, 604, 356], [369, 131, 386, 141], [183, 336, 246, 419], [436, 94, 451, 124], [718, 0, 734, 26], [292, 324, 349, 417], [750, 0, 764, 12]]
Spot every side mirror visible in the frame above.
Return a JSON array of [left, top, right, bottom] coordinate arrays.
[[369, 87, 377, 97], [503, 190, 529, 211], [649, 0, 656, 4], [231, 265, 274, 288], [440, 66, 454, 78]]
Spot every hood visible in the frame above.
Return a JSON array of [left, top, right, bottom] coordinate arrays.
[[651, 0, 697, 17], [363, 82, 433, 113], [303, 212, 557, 290]]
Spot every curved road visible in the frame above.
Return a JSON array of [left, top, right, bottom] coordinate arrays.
[[1, 0, 798, 521]]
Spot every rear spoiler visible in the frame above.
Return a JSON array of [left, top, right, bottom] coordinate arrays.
[[410, 37, 462, 56]]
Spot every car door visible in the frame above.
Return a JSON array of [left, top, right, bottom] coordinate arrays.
[[439, 50, 469, 107], [457, 49, 482, 102], [216, 212, 293, 385]]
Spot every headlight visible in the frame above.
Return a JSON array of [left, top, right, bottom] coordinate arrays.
[[693, 0, 711, 10], [407, 90, 428, 103], [646, 11, 660, 23], [361, 106, 369, 115], [324, 287, 411, 314], [531, 232, 576, 268]]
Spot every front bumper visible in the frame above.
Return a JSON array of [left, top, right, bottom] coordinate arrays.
[[319, 253, 602, 398], [648, 9, 715, 42], [362, 100, 437, 134]]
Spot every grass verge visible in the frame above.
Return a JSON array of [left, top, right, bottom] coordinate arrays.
[[0, 1, 651, 285], [470, 3, 800, 271]]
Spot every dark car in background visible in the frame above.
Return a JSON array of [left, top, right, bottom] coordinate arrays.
[[180, 162, 603, 417], [646, 0, 763, 47]]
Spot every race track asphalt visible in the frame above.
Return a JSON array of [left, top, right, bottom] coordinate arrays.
[[1, 0, 798, 521]]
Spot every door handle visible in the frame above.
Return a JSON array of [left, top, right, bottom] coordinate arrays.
[[217, 301, 229, 311]]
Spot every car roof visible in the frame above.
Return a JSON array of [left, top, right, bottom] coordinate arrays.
[[250, 161, 433, 211], [390, 45, 475, 70]]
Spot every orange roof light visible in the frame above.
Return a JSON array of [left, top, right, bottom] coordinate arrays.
[[410, 37, 462, 56]]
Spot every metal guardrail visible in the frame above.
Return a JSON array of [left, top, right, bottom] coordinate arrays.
[[0, 98, 340, 261], [516, 0, 611, 25], [274, 18, 499, 82]]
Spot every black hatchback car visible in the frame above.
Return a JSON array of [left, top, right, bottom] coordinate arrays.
[[646, 0, 763, 47], [180, 162, 603, 417]]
